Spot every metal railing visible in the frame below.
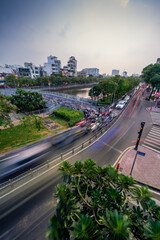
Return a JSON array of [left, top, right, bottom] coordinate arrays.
[[0, 111, 120, 195], [0, 89, 139, 195]]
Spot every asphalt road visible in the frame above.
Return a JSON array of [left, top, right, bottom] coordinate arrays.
[[0, 92, 157, 240]]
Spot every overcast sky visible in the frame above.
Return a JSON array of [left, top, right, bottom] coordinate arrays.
[[0, 0, 160, 75]]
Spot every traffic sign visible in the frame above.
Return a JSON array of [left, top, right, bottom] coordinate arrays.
[[137, 151, 146, 156]]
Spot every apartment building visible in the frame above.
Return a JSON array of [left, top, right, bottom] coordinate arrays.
[[82, 68, 99, 77], [43, 55, 61, 76]]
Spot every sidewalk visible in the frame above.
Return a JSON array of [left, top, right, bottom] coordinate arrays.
[[118, 104, 160, 190], [119, 146, 160, 190], [146, 105, 160, 126]]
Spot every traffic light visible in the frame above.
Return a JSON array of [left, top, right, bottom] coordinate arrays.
[[134, 122, 145, 150]]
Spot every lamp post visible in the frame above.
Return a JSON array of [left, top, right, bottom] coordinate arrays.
[[130, 122, 145, 176]]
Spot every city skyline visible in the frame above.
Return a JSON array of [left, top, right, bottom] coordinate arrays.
[[0, 0, 160, 75]]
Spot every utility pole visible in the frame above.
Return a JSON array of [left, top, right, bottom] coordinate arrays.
[[130, 122, 145, 176]]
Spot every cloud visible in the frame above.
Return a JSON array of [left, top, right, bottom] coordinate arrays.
[[121, 0, 130, 8]]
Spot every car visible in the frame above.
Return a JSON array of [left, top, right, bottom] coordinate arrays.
[[90, 122, 100, 131], [116, 101, 126, 109], [124, 95, 130, 101]]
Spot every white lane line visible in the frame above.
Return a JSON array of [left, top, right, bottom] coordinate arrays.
[[0, 227, 14, 239], [143, 141, 160, 148], [150, 130, 160, 135], [142, 144, 160, 154], [0, 154, 20, 162], [151, 126, 160, 130], [146, 136, 160, 141], [148, 132, 160, 138], [108, 121, 135, 152], [101, 141, 122, 154]]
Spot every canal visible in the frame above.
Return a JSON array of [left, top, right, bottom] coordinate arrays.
[[53, 87, 91, 98]]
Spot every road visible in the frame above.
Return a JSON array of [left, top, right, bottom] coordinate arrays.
[[0, 91, 157, 240]]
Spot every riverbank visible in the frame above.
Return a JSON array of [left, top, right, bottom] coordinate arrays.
[[33, 82, 98, 92]]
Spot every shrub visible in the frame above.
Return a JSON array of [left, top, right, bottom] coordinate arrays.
[[53, 107, 84, 126]]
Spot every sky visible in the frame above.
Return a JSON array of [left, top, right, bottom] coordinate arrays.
[[0, 0, 160, 75]]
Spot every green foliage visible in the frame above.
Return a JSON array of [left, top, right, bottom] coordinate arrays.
[[142, 63, 160, 88], [47, 159, 160, 240], [89, 85, 102, 97], [0, 94, 17, 129], [19, 115, 43, 131], [5, 75, 99, 88], [0, 119, 48, 153], [96, 76, 140, 103], [144, 220, 160, 239], [9, 88, 46, 112], [53, 107, 83, 126]]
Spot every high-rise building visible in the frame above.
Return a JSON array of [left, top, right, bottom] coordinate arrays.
[[82, 68, 99, 77], [67, 56, 77, 77], [112, 69, 119, 76], [43, 55, 61, 76]]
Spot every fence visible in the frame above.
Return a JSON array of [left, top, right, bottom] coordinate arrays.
[[0, 88, 139, 195], [0, 106, 124, 196]]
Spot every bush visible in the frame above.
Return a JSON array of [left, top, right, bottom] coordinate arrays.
[[47, 159, 160, 240], [53, 107, 84, 126]]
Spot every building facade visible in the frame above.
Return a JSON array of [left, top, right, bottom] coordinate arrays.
[[67, 56, 77, 77], [16, 67, 31, 77], [24, 62, 40, 79], [112, 69, 119, 76], [157, 58, 160, 64], [77, 70, 88, 78], [82, 68, 99, 77], [122, 71, 127, 77], [43, 55, 61, 76]]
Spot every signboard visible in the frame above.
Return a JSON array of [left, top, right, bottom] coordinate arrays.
[[137, 151, 146, 156]]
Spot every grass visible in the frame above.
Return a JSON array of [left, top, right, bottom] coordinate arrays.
[[48, 115, 69, 128], [0, 112, 74, 154], [0, 122, 64, 154]]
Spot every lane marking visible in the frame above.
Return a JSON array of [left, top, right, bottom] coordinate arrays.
[[108, 121, 135, 152], [148, 132, 160, 138], [142, 144, 160, 154], [101, 141, 122, 154], [142, 141, 160, 149], [150, 129, 160, 134], [146, 136, 160, 142], [0, 154, 20, 162]]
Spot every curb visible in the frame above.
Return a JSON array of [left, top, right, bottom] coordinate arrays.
[[114, 147, 160, 193]]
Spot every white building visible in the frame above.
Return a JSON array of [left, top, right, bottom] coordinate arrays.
[[24, 62, 40, 79], [43, 55, 61, 76], [82, 68, 99, 77], [122, 71, 127, 77], [112, 69, 119, 76], [67, 56, 77, 77], [0, 66, 13, 75], [131, 73, 140, 78]]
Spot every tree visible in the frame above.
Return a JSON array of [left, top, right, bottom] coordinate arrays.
[[47, 159, 160, 240], [0, 94, 17, 130], [9, 88, 46, 112], [89, 85, 102, 98], [5, 74, 17, 88], [99, 79, 117, 103], [142, 63, 160, 88]]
